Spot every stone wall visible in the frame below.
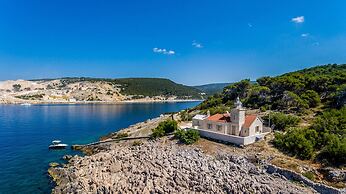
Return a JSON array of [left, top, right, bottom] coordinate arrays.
[[266, 164, 345, 194]]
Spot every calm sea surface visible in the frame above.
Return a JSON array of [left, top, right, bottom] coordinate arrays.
[[0, 102, 200, 194]]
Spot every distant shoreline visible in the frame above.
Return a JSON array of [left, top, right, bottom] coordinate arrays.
[[0, 99, 203, 105]]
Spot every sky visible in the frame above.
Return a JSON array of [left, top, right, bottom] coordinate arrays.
[[0, 0, 345, 85]]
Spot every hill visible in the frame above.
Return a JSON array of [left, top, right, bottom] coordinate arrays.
[[0, 77, 204, 103], [193, 83, 231, 95], [194, 64, 346, 166]]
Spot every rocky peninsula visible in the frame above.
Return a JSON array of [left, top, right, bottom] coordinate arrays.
[[47, 114, 344, 193], [50, 137, 318, 194]]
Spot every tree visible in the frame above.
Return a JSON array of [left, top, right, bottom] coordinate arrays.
[[301, 90, 321, 108], [12, 84, 21, 92], [222, 79, 251, 102], [264, 112, 300, 131]]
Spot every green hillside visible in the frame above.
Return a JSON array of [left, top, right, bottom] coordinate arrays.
[[33, 77, 204, 99], [193, 83, 231, 95], [113, 78, 203, 99], [195, 64, 346, 166]]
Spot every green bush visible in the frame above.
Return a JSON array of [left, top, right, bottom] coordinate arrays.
[[273, 128, 315, 159], [151, 120, 178, 139], [303, 171, 315, 181], [318, 135, 346, 165], [115, 132, 129, 139], [174, 129, 200, 144], [132, 140, 143, 146], [273, 107, 346, 165], [264, 112, 300, 131], [151, 127, 165, 139]]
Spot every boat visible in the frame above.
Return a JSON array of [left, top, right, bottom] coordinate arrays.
[[20, 103, 32, 106], [49, 140, 68, 149]]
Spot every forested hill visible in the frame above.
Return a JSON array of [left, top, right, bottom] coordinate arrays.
[[113, 78, 203, 99], [193, 83, 231, 96], [31, 77, 204, 99], [195, 64, 346, 166], [197, 64, 346, 113]]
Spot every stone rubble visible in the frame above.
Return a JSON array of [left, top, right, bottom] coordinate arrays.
[[50, 138, 317, 194]]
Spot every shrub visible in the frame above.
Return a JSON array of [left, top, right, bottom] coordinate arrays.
[[132, 140, 143, 146], [151, 120, 178, 139], [318, 135, 346, 165], [115, 132, 129, 139], [151, 127, 165, 139], [174, 129, 200, 144], [264, 112, 300, 131], [273, 128, 315, 159], [303, 171, 315, 181]]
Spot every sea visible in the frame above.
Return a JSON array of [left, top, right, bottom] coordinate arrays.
[[0, 102, 200, 194]]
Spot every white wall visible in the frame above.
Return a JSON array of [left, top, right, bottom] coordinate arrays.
[[193, 128, 269, 146]]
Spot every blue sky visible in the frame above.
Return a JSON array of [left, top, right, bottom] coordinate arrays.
[[0, 0, 345, 85]]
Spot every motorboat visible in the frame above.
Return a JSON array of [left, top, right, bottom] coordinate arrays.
[[49, 140, 68, 149], [20, 103, 32, 106]]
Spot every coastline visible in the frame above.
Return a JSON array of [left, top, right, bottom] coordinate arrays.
[[0, 99, 203, 105], [48, 131, 319, 193], [48, 113, 345, 193]]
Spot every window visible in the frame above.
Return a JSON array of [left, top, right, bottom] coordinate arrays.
[[232, 125, 236, 135], [217, 125, 222, 131], [255, 126, 260, 133], [207, 123, 212, 130]]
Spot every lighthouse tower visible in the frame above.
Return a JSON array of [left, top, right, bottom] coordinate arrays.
[[230, 97, 246, 131]]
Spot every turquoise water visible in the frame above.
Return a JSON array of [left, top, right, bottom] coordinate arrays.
[[0, 102, 200, 194]]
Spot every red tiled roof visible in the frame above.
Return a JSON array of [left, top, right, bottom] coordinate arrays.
[[206, 113, 231, 123], [243, 115, 257, 128]]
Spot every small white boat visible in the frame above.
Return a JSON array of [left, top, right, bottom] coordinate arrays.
[[49, 140, 68, 149], [20, 103, 32, 106]]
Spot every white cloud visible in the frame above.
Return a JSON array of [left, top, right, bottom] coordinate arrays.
[[247, 23, 253, 28], [192, 41, 203, 48], [153, 47, 175, 55], [291, 16, 304, 23], [301, 33, 310, 37]]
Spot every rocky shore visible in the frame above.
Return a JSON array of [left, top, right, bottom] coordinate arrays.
[[50, 136, 319, 194]]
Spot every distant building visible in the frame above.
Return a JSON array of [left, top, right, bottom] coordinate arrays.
[[192, 97, 269, 145], [69, 98, 77, 102]]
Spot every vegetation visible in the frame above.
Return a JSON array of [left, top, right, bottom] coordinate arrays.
[[114, 132, 129, 139], [33, 77, 204, 99], [12, 84, 21, 92], [195, 64, 346, 166], [274, 107, 346, 165], [15, 94, 45, 100], [132, 140, 143, 146], [174, 129, 200, 144], [180, 110, 193, 121], [263, 112, 300, 131], [194, 83, 231, 95], [196, 64, 346, 113], [302, 171, 315, 181], [151, 120, 178, 139]]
